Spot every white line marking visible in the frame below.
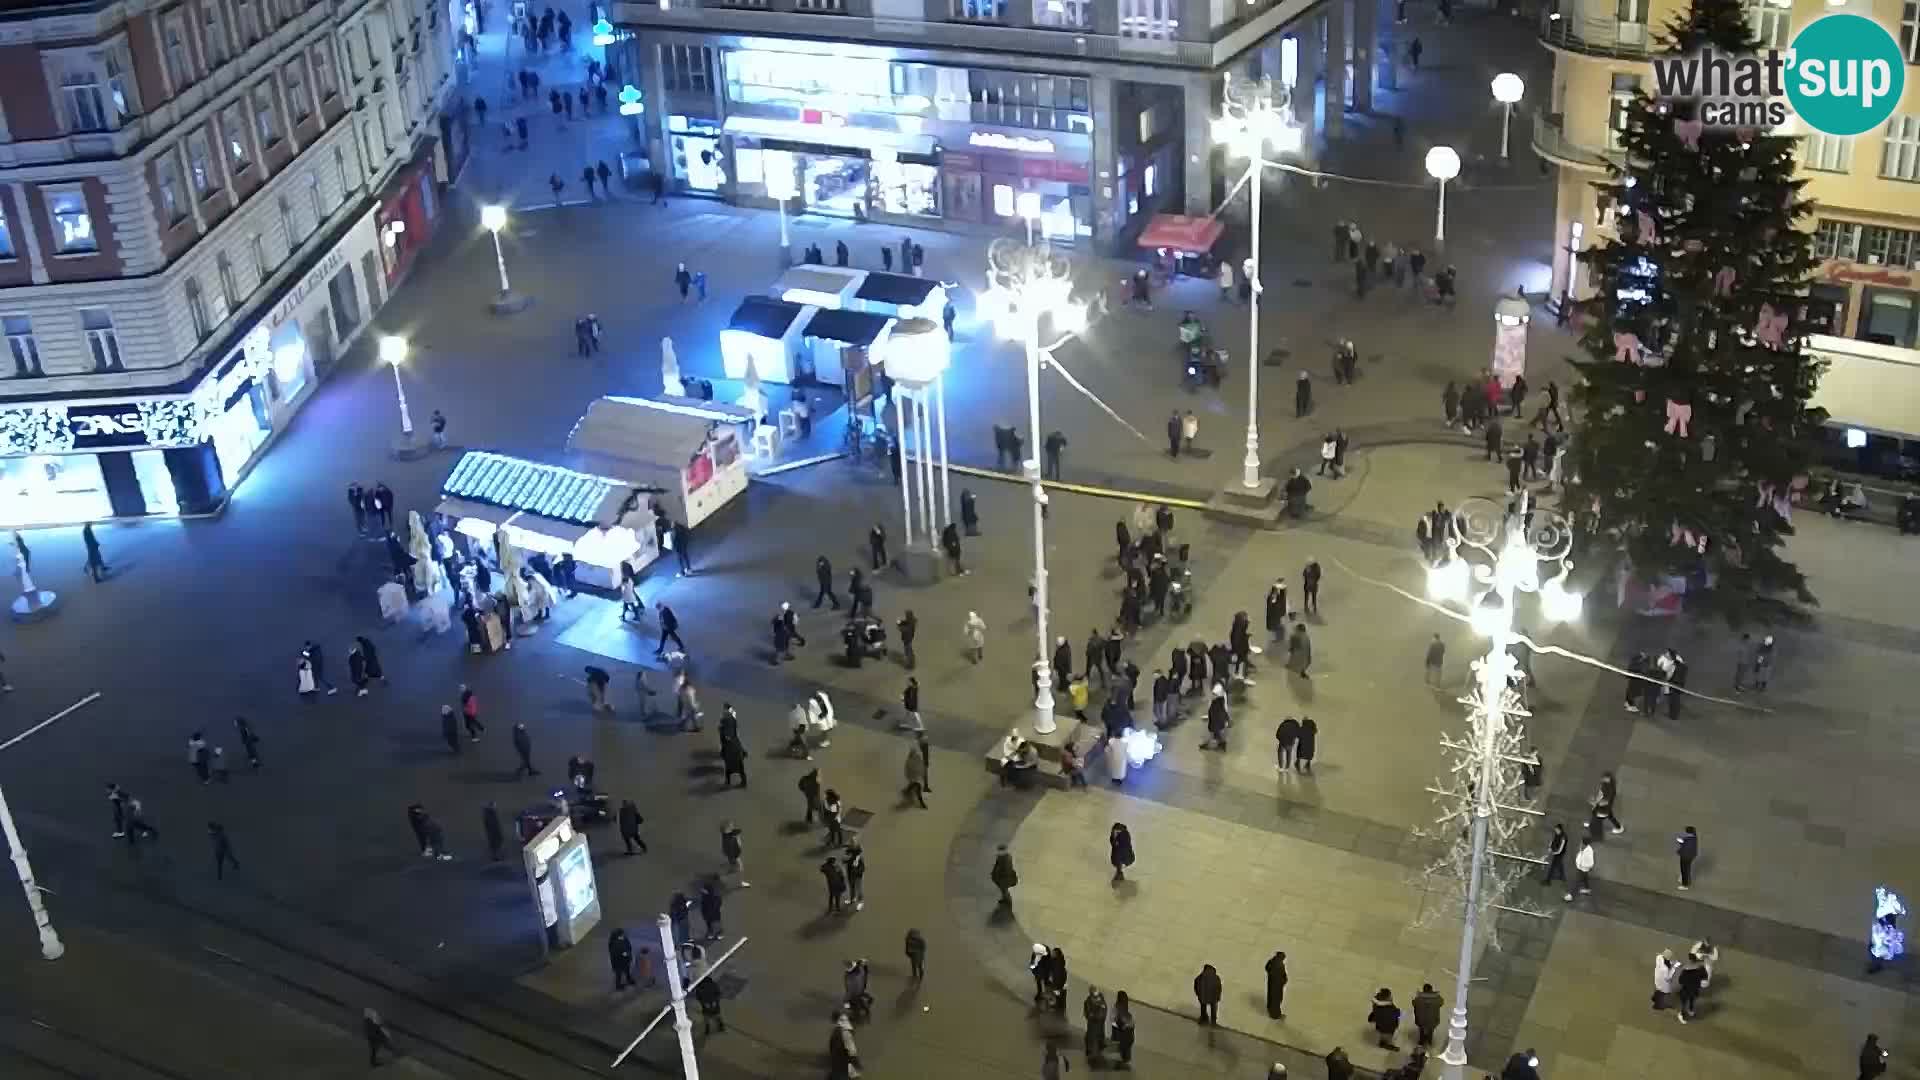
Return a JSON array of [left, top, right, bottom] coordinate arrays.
[[0, 692, 103, 753]]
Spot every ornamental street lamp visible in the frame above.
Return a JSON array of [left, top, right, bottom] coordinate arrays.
[[381, 335, 424, 460], [1213, 73, 1301, 492], [0, 781, 62, 959], [986, 238, 1084, 736], [1491, 73, 1525, 161], [1423, 491, 1579, 1080], [1425, 146, 1461, 246], [479, 205, 532, 314]]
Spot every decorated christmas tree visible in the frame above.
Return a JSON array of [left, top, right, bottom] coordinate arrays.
[[1567, 0, 1825, 624]]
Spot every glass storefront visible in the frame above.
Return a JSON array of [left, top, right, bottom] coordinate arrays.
[[802, 153, 869, 217], [130, 449, 180, 514], [872, 159, 939, 217], [669, 117, 726, 191], [208, 388, 270, 486], [1860, 288, 1919, 348], [0, 454, 112, 526]]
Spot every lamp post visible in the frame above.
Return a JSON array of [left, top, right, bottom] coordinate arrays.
[[1424, 492, 1579, 1080], [1214, 74, 1300, 492], [479, 205, 533, 314], [381, 335, 421, 460], [1425, 146, 1461, 246], [1490, 73, 1525, 161], [0, 781, 62, 959], [987, 238, 1083, 737]]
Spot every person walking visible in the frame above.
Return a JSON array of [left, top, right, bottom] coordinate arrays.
[[1860, 1034, 1890, 1079], [897, 609, 918, 668], [721, 735, 747, 788], [1295, 370, 1312, 418], [1203, 685, 1230, 750], [302, 641, 338, 694], [1594, 771, 1623, 834], [694, 973, 726, 1034], [234, 716, 262, 769], [903, 742, 930, 808], [1264, 950, 1288, 1018], [610, 927, 637, 989], [1302, 559, 1322, 614], [1567, 835, 1596, 902], [655, 602, 685, 656], [1193, 963, 1223, 1025], [82, 523, 108, 581], [482, 802, 505, 861], [1296, 717, 1317, 772], [822, 788, 845, 847], [844, 839, 868, 911], [1542, 823, 1568, 886], [964, 610, 987, 663], [1675, 952, 1707, 1023], [699, 881, 724, 940], [1084, 986, 1109, 1065], [1369, 988, 1402, 1049], [869, 521, 890, 571], [812, 555, 841, 610], [1675, 825, 1698, 890], [615, 800, 646, 855], [511, 722, 538, 777], [1752, 634, 1775, 690], [905, 928, 927, 979], [991, 843, 1018, 906], [1108, 823, 1135, 883], [1166, 411, 1182, 457], [821, 854, 847, 914], [1286, 623, 1312, 678], [440, 706, 462, 754], [208, 821, 239, 879], [187, 731, 210, 783], [1044, 430, 1067, 480], [459, 685, 483, 739], [1111, 992, 1136, 1068], [363, 1008, 397, 1066], [1411, 983, 1443, 1048], [1424, 634, 1446, 686]]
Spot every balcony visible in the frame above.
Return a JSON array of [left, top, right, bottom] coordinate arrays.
[[1532, 111, 1622, 172], [1538, 9, 1656, 59]]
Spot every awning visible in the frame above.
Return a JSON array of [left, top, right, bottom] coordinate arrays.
[[1136, 214, 1224, 254], [722, 115, 937, 158]]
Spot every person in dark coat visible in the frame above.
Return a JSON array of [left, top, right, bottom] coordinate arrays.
[[694, 973, 726, 1033], [1265, 579, 1288, 639], [904, 928, 928, 979], [1296, 717, 1318, 771], [512, 722, 537, 777], [699, 881, 724, 939], [990, 843, 1018, 905], [1193, 963, 1223, 1025], [610, 927, 636, 988], [1264, 951, 1288, 1018], [1369, 988, 1402, 1049], [821, 855, 848, 913], [814, 555, 840, 609], [1045, 947, 1069, 1013], [1108, 823, 1135, 882], [363, 1008, 397, 1065], [1275, 716, 1301, 770], [1203, 685, 1230, 750], [1052, 637, 1074, 693], [1411, 983, 1443, 1047], [1325, 1046, 1355, 1080], [1860, 1034, 1890, 1079], [1111, 992, 1137, 1067], [440, 706, 461, 754], [897, 609, 919, 668], [960, 488, 980, 534], [208, 821, 239, 878], [721, 736, 748, 788], [482, 802, 505, 860]]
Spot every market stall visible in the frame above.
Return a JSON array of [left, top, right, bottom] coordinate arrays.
[[775, 265, 865, 310], [850, 271, 947, 321], [721, 296, 814, 384], [565, 396, 748, 529], [435, 451, 659, 590], [1136, 213, 1224, 277], [797, 307, 893, 389]]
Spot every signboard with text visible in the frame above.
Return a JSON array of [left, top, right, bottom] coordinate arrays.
[[65, 403, 152, 450]]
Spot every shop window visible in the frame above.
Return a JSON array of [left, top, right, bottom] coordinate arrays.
[[46, 188, 97, 254], [1883, 115, 1920, 182], [187, 130, 219, 197], [1606, 74, 1640, 152], [156, 153, 187, 224], [186, 279, 212, 340], [4, 316, 42, 376], [162, 13, 194, 92], [81, 308, 123, 371], [1863, 226, 1893, 266], [131, 450, 181, 514], [1034, 0, 1092, 27], [222, 103, 251, 169], [285, 60, 313, 121], [253, 82, 281, 145], [949, 0, 1008, 20], [1860, 289, 1919, 348], [1803, 131, 1852, 173], [1118, 0, 1177, 39], [203, 0, 232, 65], [0, 454, 111, 525], [0, 202, 12, 258]]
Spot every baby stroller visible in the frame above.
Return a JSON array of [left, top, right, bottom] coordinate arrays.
[[841, 616, 887, 666], [1167, 564, 1195, 619]]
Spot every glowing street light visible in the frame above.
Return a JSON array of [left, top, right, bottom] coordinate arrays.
[[381, 335, 415, 444], [0, 781, 62, 959], [1215, 73, 1299, 492], [617, 84, 645, 117], [591, 17, 616, 45], [1425, 145, 1461, 246], [1491, 73, 1525, 160], [478, 205, 532, 314]]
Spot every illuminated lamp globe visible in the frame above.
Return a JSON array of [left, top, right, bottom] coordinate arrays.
[[1425, 146, 1461, 181], [480, 204, 508, 232], [1490, 73, 1525, 105]]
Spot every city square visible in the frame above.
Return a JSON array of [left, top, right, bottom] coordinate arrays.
[[3, 0, 1920, 1077]]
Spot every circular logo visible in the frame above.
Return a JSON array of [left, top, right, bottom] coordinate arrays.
[[1785, 15, 1907, 136]]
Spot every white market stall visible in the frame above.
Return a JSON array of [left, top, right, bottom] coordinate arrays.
[[797, 307, 894, 388], [775, 265, 864, 310], [436, 451, 660, 590], [851, 271, 947, 321], [720, 296, 813, 384], [566, 396, 749, 529]]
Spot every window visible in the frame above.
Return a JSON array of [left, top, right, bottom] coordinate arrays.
[[60, 68, 109, 133], [0, 202, 13, 258], [186, 130, 219, 196], [253, 83, 280, 145], [104, 47, 137, 121], [1034, 0, 1091, 26], [284, 60, 312, 121], [3, 316, 41, 376], [344, 36, 361, 80], [155, 152, 187, 223], [660, 44, 712, 92], [251, 231, 271, 281], [202, 0, 231, 65], [216, 253, 240, 309], [278, 195, 299, 243], [794, 0, 845, 8], [1883, 115, 1920, 182], [360, 121, 380, 169], [81, 308, 122, 371], [949, 0, 1007, 19], [1804, 131, 1853, 172], [312, 44, 337, 97], [46, 188, 96, 253], [1904, 2, 1919, 63], [376, 104, 392, 150], [185, 279, 211, 340], [163, 13, 193, 90], [1745, 0, 1790, 49], [308, 174, 325, 223], [333, 146, 351, 194], [1607, 73, 1640, 151], [221, 103, 251, 169], [1118, 0, 1177, 39], [1817, 218, 1920, 269], [235, 0, 260, 44]]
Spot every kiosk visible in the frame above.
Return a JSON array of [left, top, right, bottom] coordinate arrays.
[[566, 396, 749, 529], [721, 297, 813, 384], [521, 811, 600, 951], [434, 451, 658, 589], [775, 265, 864, 310], [851, 271, 947, 321], [797, 307, 894, 388]]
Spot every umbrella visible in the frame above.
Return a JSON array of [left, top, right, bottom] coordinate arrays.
[[661, 336, 684, 397], [737, 352, 766, 421], [407, 511, 443, 596]]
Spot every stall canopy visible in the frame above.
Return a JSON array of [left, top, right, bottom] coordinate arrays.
[[441, 451, 639, 526], [564, 395, 750, 529], [854, 272, 940, 311], [775, 266, 864, 309], [803, 308, 892, 348], [723, 297, 815, 382], [729, 296, 809, 338], [1136, 213, 1224, 254]]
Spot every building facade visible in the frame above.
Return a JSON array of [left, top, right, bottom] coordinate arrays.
[[0, 0, 460, 527], [608, 0, 1398, 254], [1534, 0, 1920, 443]]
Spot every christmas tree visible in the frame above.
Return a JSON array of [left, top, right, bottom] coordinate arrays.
[[1567, 0, 1825, 624]]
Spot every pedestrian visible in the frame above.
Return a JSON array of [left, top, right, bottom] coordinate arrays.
[[1675, 952, 1706, 1023], [1326, 1047, 1354, 1080], [1181, 410, 1199, 454], [940, 522, 966, 576], [869, 521, 889, 570], [187, 731, 210, 783], [208, 821, 239, 878], [511, 722, 537, 776], [721, 734, 747, 788], [823, 788, 845, 847], [363, 1007, 397, 1066], [797, 767, 826, 825], [1567, 835, 1595, 901], [483, 801, 505, 860], [902, 742, 930, 808], [82, 523, 107, 581], [960, 488, 980, 535], [1533, 823, 1568, 889], [1752, 635, 1775, 690], [905, 927, 927, 979], [515, 115, 528, 148], [1182, 963, 1221, 1025], [1369, 988, 1402, 1049], [1651, 948, 1678, 1010], [1521, 745, 1543, 798], [964, 610, 987, 663], [821, 854, 847, 913], [814, 554, 840, 609], [1675, 825, 1698, 890], [1665, 649, 1690, 720], [605, 926, 637, 989], [991, 843, 1018, 906], [348, 482, 367, 534], [1424, 634, 1446, 685], [1268, 715, 1300, 772], [844, 838, 867, 911], [669, 892, 692, 944], [655, 602, 685, 655], [1860, 1034, 1890, 1079], [1411, 983, 1442, 1047], [698, 880, 724, 940], [1084, 985, 1109, 1064], [675, 262, 692, 301], [1295, 717, 1317, 772], [1302, 559, 1322, 614], [1166, 411, 1182, 457], [581, 163, 595, 197], [671, 520, 693, 575], [1108, 823, 1135, 883], [1286, 623, 1312, 678], [440, 705, 462, 754], [1044, 429, 1067, 480], [1264, 950, 1288, 1018], [1408, 36, 1423, 68], [694, 972, 726, 1033], [1594, 771, 1623, 834], [1203, 685, 1230, 750], [302, 640, 338, 695]]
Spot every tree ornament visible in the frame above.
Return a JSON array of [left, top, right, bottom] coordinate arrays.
[[1673, 117, 1704, 150], [1754, 304, 1787, 348], [1613, 331, 1642, 364], [1636, 211, 1659, 244], [1712, 267, 1736, 295], [1664, 398, 1693, 437]]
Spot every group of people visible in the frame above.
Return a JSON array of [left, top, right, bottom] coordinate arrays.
[[1330, 219, 1448, 304]]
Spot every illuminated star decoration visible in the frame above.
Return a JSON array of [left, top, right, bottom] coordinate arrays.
[[1672, 117, 1704, 151], [1754, 303, 1788, 349]]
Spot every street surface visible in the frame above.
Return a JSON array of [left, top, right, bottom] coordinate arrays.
[[2, 5, 1916, 1080]]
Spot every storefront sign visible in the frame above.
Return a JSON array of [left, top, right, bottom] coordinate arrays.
[[66, 404, 152, 449], [969, 131, 1056, 155], [269, 247, 349, 332], [1824, 261, 1914, 287]]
